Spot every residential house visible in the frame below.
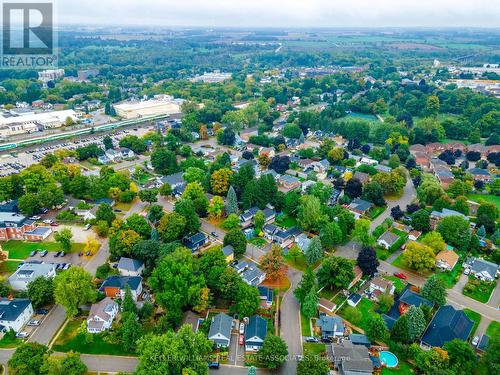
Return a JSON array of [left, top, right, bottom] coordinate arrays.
[[317, 314, 345, 339], [347, 293, 362, 307], [294, 233, 311, 252], [262, 208, 276, 224], [117, 147, 135, 159], [221, 245, 234, 263], [99, 276, 143, 301], [208, 312, 233, 348], [436, 249, 459, 271], [313, 159, 330, 177], [75, 205, 99, 221], [297, 158, 314, 170], [9, 263, 56, 291], [398, 289, 434, 316], [377, 231, 400, 250], [421, 305, 474, 348], [353, 171, 370, 185], [117, 257, 145, 277], [86, 297, 119, 333], [408, 230, 422, 241], [463, 257, 499, 282], [328, 341, 374, 375], [369, 277, 395, 299], [0, 298, 33, 332], [183, 232, 207, 252], [349, 334, 371, 348], [278, 175, 301, 192], [258, 286, 274, 308], [414, 152, 431, 171], [259, 147, 275, 158], [430, 208, 468, 229], [234, 261, 266, 286], [374, 164, 392, 173], [240, 207, 259, 228], [273, 229, 293, 248], [301, 180, 316, 193], [468, 168, 492, 182], [263, 223, 278, 241], [347, 198, 373, 219], [245, 315, 268, 352], [158, 172, 186, 196]]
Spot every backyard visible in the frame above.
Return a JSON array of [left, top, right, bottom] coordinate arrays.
[[467, 194, 500, 210], [381, 360, 415, 374], [284, 252, 321, 272], [338, 297, 375, 332], [435, 263, 463, 289], [382, 275, 407, 294], [52, 318, 135, 356], [2, 241, 85, 260], [463, 278, 496, 303], [248, 237, 267, 248], [274, 214, 298, 229]]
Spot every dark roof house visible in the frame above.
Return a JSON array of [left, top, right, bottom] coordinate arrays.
[[421, 305, 474, 348]]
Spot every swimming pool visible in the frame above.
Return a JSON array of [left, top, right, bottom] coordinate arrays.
[[379, 351, 398, 368]]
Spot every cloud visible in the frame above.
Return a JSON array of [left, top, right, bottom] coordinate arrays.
[[56, 0, 500, 27]]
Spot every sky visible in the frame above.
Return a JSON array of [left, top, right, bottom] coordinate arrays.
[[56, 0, 500, 28]]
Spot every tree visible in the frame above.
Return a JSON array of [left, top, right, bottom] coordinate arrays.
[[301, 286, 319, 319], [199, 246, 227, 294], [41, 351, 87, 375], [298, 195, 326, 233], [443, 338, 477, 375], [283, 123, 302, 139], [343, 306, 362, 325], [437, 215, 471, 250], [208, 195, 225, 220], [27, 276, 54, 308], [221, 213, 241, 230], [301, 231, 323, 263], [138, 188, 158, 205], [415, 347, 449, 374], [406, 306, 426, 342], [420, 231, 445, 254], [149, 249, 205, 326], [226, 186, 238, 215], [260, 244, 286, 280], [479, 335, 500, 375], [54, 228, 73, 252], [157, 212, 186, 242], [95, 203, 116, 225], [136, 325, 213, 375], [8, 342, 49, 375], [174, 199, 200, 234], [391, 314, 410, 343], [217, 127, 235, 146], [366, 314, 388, 342], [230, 282, 260, 318], [159, 183, 172, 197], [18, 193, 40, 216], [254, 210, 265, 234], [211, 168, 233, 195], [402, 241, 435, 273], [352, 219, 374, 247], [411, 209, 431, 232], [294, 268, 317, 304], [327, 147, 345, 164], [109, 229, 141, 258], [356, 246, 379, 277], [317, 256, 354, 290], [417, 174, 445, 205], [182, 182, 209, 216], [54, 266, 97, 318], [362, 181, 385, 206], [103, 136, 113, 150], [126, 213, 151, 238], [151, 147, 178, 175], [122, 285, 137, 315], [223, 229, 247, 257], [476, 202, 498, 234], [297, 354, 330, 375], [259, 335, 288, 370], [122, 312, 143, 351], [320, 221, 343, 250], [421, 274, 447, 306], [345, 178, 363, 199]]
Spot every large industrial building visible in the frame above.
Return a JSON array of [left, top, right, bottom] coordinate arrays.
[[0, 109, 79, 138], [114, 96, 182, 119]]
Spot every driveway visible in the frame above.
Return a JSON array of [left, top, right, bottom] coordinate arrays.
[[452, 274, 468, 293], [487, 278, 500, 308]]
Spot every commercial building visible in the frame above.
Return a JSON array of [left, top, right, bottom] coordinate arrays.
[[38, 69, 65, 83], [0, 212, 51, 241], [114, 96, 182, 119], [9, 263, 57, 291], [189, 70, 232, 83], [0, 109, 79, 138]]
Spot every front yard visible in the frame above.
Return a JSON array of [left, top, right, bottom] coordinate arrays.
[[52, 318, 135, 356], [486, 321, 500, 338], [248, 237, 267, 248], [435, 262, 464, 289], [300, 311, 311, 336], [463, 308, 481, 336], [391, 253, 432, 276], [284, 252, 321, 272], [463, 278, 496, 303], [303, 342, 326, 356], [2, 241, 85, 260]]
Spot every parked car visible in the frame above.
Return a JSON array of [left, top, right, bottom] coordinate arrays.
[[472, 336, 480, 346], [40, 250, 48, 257], [239, 322, 245, 334], [36, 308, 49, 315], [27, 320, 40, 326], [29, 250, 37, 257], [393, 272, 408, 280], [60, 251, 66, 257], [55, 251, 61, 257], [84, 224, 92, 231], [208, 362, 220, 370], [30, 216, 41, 220], [464, 268, 470, 275], [114, 209, 122, 212], [16, 332, 29, 338], [321, 337, 333, 343], [50, 222, 59, 227], [305, 337, 318, 343], [42, 219, 52, 224], [211, 231, 218, 237], [63, 263, 70, 270], [239, 334, 244, 345]]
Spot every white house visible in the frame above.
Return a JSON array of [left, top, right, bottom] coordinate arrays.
[[8, 263, 56, 291], [87, 297, 119, 333], [117, 257, 145, 277], [208, 312, 233, 348], [0, 298, 33, 332], [377, 231, 400, 250], [369, 277, 395, 297]]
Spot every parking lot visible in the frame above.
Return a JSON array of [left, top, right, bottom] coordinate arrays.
[[17, 308, 51, 340], [24, 248, 88, 269]]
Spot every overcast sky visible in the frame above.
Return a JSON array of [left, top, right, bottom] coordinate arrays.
[[57, 0, 500, 28]]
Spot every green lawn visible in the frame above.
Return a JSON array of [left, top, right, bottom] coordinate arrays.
[[0, 334, 22, 348], [248, 237, 267, 248], [463, 278, 496, 303], [300, 311, 311, 337], [463, 309, 481, 336], [52, 318, 136, 356], [369, 206, 386, 220], [274, 214, 298, 229], [339, 298, 374, 331], [467, 194, 500, 210], [3, 241, 85, 259], [435, 264, 464, 289], [382, 275, 407, 294], [486, 321, 500, 338], [0, 260, 22, 274], [391, 254, 432, 276], [381, 360, 415, 375], [303, 343, 326, 356], [284, 252, 320, 272]]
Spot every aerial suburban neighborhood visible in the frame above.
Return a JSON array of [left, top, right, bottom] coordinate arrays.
[[0, 2, 498, 375]]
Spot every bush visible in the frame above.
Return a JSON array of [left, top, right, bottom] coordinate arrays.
[[56, 210, 79, 221], [95, 220, 109, 237], [343, 306, 362, 325], [119, 191, 135, 203]]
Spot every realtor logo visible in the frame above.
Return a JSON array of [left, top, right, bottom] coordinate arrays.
[[1, 1, 57, 68]]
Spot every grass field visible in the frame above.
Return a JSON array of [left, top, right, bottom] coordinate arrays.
[[464, 308, 481, 336], [248, 237, 267, 248], [338, 298, 374, 331], [463, 279, 496, 303], [284, 252, 320, 272], [303, 343, 326, 356], [486, 321, 500, 338], [300, 311, 311, 337], [0, 260, 22, 274], [391, 254, 432, 276], [52, 318, 135, 356], [274, 214, 298, 229], [0, 334, 22, 348], [435, 264, 464, 289], [2, 241, 85, 259], [370, 206, 386, 220], [467, 194, 500, 210], [381, 360, 415, 374]]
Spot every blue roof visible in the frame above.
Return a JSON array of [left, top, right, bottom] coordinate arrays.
[[25, 226, 52, 236], [222, 245, 234, 257], [183, 232, 207, 249], [349, 333, 371, 347], [258, 286, 274, 302], [317, 315, 344, 333], [99, 276, 142, 292], [348, 293, 361, 304], [245, 315, 267, 343], [421, 305, 474, 347], [0, 298, 31, 322], [399, 289, 434, 308], [95, 198, 114, 206], [117, 257, 144, 272]]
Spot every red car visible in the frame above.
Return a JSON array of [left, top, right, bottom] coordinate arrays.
[[50, 222, 59, 227], [239, 334, 244, 345], [393, 272, 408, 280]]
